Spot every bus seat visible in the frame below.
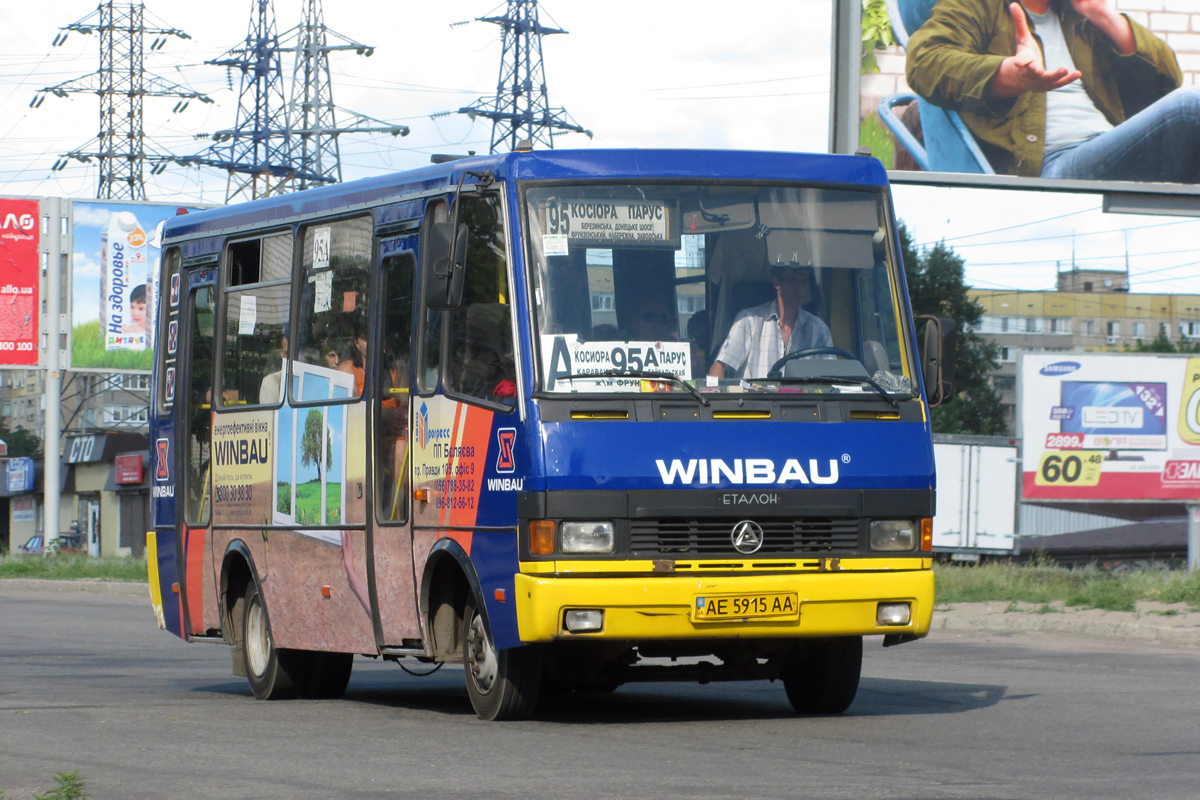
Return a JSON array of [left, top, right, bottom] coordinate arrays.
[[863, 340, 889, 374]]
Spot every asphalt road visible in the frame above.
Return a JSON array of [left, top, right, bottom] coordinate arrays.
[[2, 585, 1200, 800]]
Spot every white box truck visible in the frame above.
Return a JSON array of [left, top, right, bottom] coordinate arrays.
[[932, 434, 1018, 560]]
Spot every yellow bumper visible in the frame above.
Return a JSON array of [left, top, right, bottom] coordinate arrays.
[[515, 565, 934, 642]]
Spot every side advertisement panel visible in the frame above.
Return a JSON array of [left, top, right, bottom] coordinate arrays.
[[1021, 353, 1200, 500], [0, 197, 39, 366], [70, 201, 186, 371]]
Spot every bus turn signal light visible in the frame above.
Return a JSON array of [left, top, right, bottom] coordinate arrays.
[[531, 520, 555, 555], [921, 518, 933, 551]]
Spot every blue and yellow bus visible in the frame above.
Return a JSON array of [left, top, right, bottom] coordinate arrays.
[[148, 148, 953, 720]]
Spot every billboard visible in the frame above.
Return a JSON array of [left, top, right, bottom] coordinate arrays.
[[857, 0, 1200, 190], [70, 201, 183, 372], [0, 197, 39, 366], [1021, 353, 1200, 501]]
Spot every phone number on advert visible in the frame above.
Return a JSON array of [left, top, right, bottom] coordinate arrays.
[[215, 484, 254, 503]]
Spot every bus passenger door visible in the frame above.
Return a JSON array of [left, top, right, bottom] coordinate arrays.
[[370, 239, 421, 646], [179, 283, 216, 637]]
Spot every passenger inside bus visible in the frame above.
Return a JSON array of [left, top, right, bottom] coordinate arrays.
[[708, 263, 833, 380], [624, 295, 679, 342], [258, 331, 288, 404], [338, 327, 368, 396]]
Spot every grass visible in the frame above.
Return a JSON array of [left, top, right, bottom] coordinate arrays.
[[2, 769, 89, 800], [0, 554, 147, 582], [293, 480, 342, 525], [935, 562, 1200, 613], [71, 321, 153, 371], [859, 113, 896, 169]]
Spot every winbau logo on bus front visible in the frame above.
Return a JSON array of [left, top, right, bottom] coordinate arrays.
[[655, 458, 840, 485]]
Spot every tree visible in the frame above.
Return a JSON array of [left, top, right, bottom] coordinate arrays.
[[899, 223, 1008, 435], [0, 422, 43, 458], [299, 409, 330, 481], [1129, 323, 1200, 354]]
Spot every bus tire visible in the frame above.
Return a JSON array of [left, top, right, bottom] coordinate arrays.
[[242, 581, 304, 700], [301, 652, 354, 700], [782, 636, 862, 715], [463, 598, 541, 720]]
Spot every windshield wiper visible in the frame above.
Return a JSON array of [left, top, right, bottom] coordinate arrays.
[[772, 375, 901, 409], [558, 370, 709, 406]]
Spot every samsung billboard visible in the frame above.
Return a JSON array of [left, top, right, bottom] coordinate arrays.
[[1020, 353, 1200, 502]]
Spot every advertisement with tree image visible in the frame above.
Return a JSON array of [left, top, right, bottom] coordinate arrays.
[[272, 360, 358, 542], [1021, 353, 1200, 501], [70, 201, 192, 371]]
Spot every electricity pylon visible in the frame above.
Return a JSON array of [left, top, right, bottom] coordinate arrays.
[[35, 2, 211, 201], [288, 0, 408, 190], [181, 0, 409, 202], [177, 0, 296, 201], [458, 0, 591, 154]]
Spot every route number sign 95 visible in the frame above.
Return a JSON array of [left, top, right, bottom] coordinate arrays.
[[1034, 451, 1104, 486]]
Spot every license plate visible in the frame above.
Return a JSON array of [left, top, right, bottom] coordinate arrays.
[[692, 592, 799, 622]]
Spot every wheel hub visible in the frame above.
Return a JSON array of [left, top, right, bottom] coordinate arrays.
[[466, 612, 498, 694], [246, 597, 270, 677]]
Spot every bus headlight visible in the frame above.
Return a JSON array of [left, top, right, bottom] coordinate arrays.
[[869, 520, 917, 551], [560, 521, 615, 554]]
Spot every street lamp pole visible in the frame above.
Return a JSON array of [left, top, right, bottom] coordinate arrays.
[[43, 197, 63, 558]]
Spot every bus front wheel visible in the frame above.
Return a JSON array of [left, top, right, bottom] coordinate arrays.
[[463, 598, 541, 720], [782, 636, 863, 715]]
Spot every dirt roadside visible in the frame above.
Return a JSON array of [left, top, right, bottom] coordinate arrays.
[[934, 600, 1200, 647]]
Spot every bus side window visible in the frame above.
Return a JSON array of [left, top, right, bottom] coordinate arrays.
[[416, 202, 449, 395], [376, 250, 414, 523], [444, 195, 515, 407], [295, 216, 373, 400], [219, 235, 293, 407]]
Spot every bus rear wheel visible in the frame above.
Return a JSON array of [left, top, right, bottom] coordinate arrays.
[[463, 598, 541, 720], [782, 636, 862, 715], [242, 581, 304, 700]]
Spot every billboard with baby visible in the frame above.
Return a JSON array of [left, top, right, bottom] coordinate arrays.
[[69, 201, 188, 371]]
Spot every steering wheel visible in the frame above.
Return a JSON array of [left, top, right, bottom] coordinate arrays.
[[767, 347, 858, 379]]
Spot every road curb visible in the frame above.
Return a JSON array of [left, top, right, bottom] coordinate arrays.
[[0, 578, 148, 596]]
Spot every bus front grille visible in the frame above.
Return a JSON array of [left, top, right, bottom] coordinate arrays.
[[629, 518, 861, 556]]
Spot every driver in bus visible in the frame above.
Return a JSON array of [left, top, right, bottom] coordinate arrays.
[[708, 263, 832, 380]]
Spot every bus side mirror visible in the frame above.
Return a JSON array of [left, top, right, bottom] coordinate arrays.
[[919, 315, 956, 407], [425, 221, 468, 310]]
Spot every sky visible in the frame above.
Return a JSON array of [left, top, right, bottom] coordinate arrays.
[[1, 1, 1199, 296]]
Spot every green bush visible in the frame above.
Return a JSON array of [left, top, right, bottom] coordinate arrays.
[[35, 771, 89, 800], [934, 562, 1200, 612]]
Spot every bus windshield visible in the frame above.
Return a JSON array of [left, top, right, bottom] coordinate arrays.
[[525, 183, 913, 398]]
